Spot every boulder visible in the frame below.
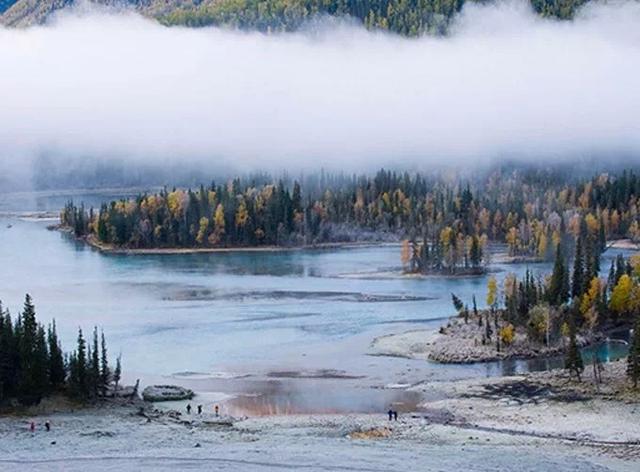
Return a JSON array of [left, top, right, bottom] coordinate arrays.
[[142, 385, 194, 402]]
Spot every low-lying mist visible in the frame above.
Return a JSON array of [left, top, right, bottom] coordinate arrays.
[[1, 1, 640, 189]]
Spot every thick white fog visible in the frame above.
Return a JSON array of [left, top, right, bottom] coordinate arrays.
[[1, 0, 640, 175]]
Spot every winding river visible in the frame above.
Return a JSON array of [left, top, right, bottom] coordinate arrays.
[[0, 189, 629, 414]]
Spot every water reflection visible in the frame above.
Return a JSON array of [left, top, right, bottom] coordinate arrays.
[[483, 337, 629, 377], [222, 379, 423, 416]]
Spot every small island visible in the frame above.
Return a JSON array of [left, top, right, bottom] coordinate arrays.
[[375, 238, 640, 388]]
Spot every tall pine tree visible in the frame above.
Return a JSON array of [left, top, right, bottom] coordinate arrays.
[[47, 321, 65, 390], [548, 246, 569, 306], [627, 316, 640, 389], [100, 331, 110, 397], [565, 305, 584, 382], [571, 237, 584, 298]]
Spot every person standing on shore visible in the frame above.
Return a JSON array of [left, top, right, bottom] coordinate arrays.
[[29, 421, 35, 433], [197, 405, 202, 415], [215, 405, 219, 417], [45, 421, 51, 432], [393, 411, 398, 421], [388, 409, 393, 421], [186, 404, 192, 415]]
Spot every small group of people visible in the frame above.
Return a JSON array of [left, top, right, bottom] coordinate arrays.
[[28, 420, 51, 432], [387, 409, 399, 421], [186, 404, 220, 416]]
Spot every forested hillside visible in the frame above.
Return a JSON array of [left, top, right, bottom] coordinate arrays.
[[1, 0, 590, 33], [160, 0, 588, 35]]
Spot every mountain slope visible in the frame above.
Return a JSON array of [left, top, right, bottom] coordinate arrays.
[[1, 0, 71, 26], [0, 0, 200, 26], [1, 0, 588, 33]]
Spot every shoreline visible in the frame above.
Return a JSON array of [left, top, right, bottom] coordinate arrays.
[[370, 318, 603, 364], [54, 226, 505, 280], [51, 222, 639, 260], [53, 227, 401, 255], [1, 363, 638, 470], [607, 238, 640, 251]]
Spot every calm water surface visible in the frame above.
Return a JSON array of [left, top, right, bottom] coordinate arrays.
[[0, 190, 630, 414]]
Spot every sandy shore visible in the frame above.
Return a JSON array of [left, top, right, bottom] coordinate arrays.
[[1, 364, 638, 471], [369, 328, 437, 359]]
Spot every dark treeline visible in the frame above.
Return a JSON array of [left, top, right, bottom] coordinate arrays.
[[161, 0, 588, 36], [0, 295, 121, 406], [61, 168, 640, 275]]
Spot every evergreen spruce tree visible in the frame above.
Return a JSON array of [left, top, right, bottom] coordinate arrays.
[[32, 325, 50, 399], [470, 235, 482, 268], [473, 295, 481, 327], [451, 293, 464, 313], [100, 331, 110, 397], [67, 351, 79, 396], [627, 316, 640, 389], [615, 254, 626, 284], [74, 328, 88, 399], [571, 237, 584, 298], [113, 354, 122, 391], [598, 220, 607, 253], [0, 305, 10, 402], [18, 294, 40, 403], [565, 306, 584, 382], [89, 327, 100, 398], [586, 236, 600, 282], [0, 310, 18, 401], [548, 246, 569, 306], [608, 260, 616, 292], [47, 321, 65, 390]]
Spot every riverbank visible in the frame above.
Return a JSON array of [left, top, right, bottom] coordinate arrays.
[[1, 363, 638, 471], [370, 317, 596, 363], [608, 238, 640, 251], [411, 360, 640, 456], [50, 228, 402, 255]]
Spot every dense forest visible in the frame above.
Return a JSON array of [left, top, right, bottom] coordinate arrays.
[[2, 0, 591, 34], [0, 295, 122, 406], [451, 242, 640, 385], [61, 168, 640, 275], [161, 0, 589, 35]]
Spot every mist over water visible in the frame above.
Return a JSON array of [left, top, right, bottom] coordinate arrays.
[[1, 0, 640, 184]]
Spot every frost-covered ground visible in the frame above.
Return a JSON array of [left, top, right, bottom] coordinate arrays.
[[2, 367, 639, 472], [0, 409, 634, 472]]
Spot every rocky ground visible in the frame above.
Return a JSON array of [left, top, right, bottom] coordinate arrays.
[[370, 317, 590, 363], [1, 361, 639, 471]]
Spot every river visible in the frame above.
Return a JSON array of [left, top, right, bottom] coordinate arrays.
[[0, 189, 630, 415]]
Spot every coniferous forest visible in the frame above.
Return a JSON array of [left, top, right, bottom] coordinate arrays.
[[160, 0, 589, 35], [448, 241, 640, 386], [0, 295, 121, 406], [61, 168, 640, 276]]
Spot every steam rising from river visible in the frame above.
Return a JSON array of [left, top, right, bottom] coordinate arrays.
[[1, 0, 640, 179]]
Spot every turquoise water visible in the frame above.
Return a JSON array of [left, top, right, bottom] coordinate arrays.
[[0, 190, 630, 413]]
